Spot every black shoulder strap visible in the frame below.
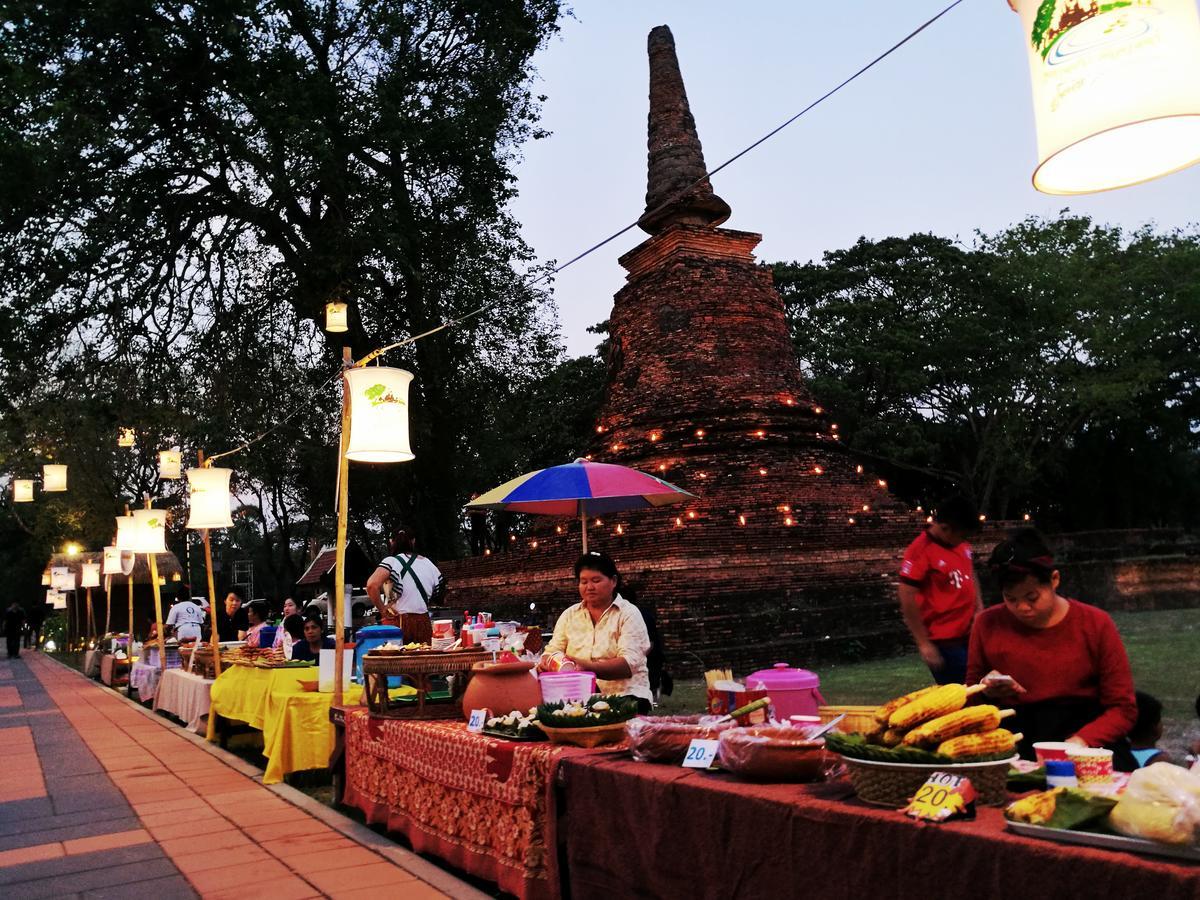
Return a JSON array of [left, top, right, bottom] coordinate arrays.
[[395, 554, 430, 605]]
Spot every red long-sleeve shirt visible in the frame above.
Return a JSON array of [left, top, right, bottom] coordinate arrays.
[[966, 599, 1137, 747]]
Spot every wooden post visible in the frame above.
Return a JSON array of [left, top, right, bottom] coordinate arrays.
[[125, 504, 135, 696], [199, 450, 222, 680], [104, 575, 112, 637], [333, 346, 353, 709], [145, 498, 168, 673], [86, 587, 95, 645]]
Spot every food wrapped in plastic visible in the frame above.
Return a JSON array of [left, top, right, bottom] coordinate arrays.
[[717, 724, 830, 782], [1109, 762, 1200, 846], [625, 715, 736, 763]]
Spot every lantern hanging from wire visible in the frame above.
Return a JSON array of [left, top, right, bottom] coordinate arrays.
[[115, 515, 137, 551], [51, 567, 75, 591], [130, 508, 167, 553], [81, 562, 101, 589], [102, 546, 122, 575], [43, 464, 68, 492], [41, 570, 50, 586], [48, 590, 67, 610], [159, 450, 182, 480], [13, 479, 34, 502], [325, 301, 349, 333], [344, 366, 415, 462], [1010, 0, 1200, 194], [185, 467, 235, 529], [118, 427, 135, 448]]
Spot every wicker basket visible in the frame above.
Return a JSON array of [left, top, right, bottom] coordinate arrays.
[[842, 755, 1015, 807], [818, 705, 878, 735], [535, 721, 628, 748], [362, 649, 492, 719]]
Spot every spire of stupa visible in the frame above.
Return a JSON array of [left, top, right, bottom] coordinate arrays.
[[637, 25, 731, 235]]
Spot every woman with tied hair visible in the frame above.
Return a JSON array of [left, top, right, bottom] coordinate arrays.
[[538, 550, 653, 713], [365, 528, 441, 646], [967, 528, 1137, 764]]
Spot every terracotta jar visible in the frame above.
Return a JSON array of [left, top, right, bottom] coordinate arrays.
[[462, 660, 542, 721]]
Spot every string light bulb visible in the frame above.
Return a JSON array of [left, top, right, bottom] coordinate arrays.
[[674, 517, 683, 527], [594, 519, 603, 526], [555, 525, 563, 534], [831, 423, 839, 431], [926, 515, 934, 524], [783, 397, 795, 406], [979, 514, 987, 522], [531, 540, 539, 549], [695, 428, 706, 439], [649, 431, 661, 442], [484, 548, 492, 556], [687, 511, 696, 520], [778, 504, 792, 513], [738, 514, 746, 526], [813, 406, 823, 415], [754, 430, 765, 438], [1023, 513, 1031, 522], [862, 504, 870, 512], [877, 479, 887, 489], [784, 516, 794, 526], [657, 463, 667, 472], [758, 468, 767, 476], [615, 524, 624, 535], [856, 465, 864, 474], [848, 517, 856, 525], [813, 466, 823, 475], [595, 425, 605, 434]]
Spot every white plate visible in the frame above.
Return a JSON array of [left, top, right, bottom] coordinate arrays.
[[1006, 821, 1200, 863]]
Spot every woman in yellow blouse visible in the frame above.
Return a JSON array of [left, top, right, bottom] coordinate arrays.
[[538, 551, 653, 712]]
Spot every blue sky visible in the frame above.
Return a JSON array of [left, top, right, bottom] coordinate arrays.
[[509, 1, 1200, 357]]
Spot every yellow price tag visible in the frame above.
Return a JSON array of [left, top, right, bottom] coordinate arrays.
[[903, 771, 976, 822]]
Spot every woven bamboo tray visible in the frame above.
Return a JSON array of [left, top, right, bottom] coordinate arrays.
[[362, 649, 492, 719], [842, 755, 1016, 807], [534, 721, 628, 748]]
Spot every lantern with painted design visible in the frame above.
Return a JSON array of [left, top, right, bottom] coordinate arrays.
[[118, 427, 135, 448], [13, 479, 33, 502], [1011, 0, 1200, 194], [81, 562, 101, 589], [185, 467, 235, 529], [115, 515, 137, 551], [130, 508, 167, 553], [51, 567, 75, 591], [344, 366, 415, 462], [102, 546, 122, 575], [325, 301, 349, 333], [43, 464, 67, 492]]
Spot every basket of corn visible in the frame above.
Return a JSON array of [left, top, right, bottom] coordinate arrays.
[[828, 683, 1020, 806]]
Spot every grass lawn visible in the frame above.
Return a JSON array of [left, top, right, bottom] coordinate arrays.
[[657, 607, 1199, 760]]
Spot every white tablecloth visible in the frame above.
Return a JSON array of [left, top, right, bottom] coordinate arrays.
[[154, 669, 213, 732], [130, 662, 162, 700], [84, 650, 103, 678]]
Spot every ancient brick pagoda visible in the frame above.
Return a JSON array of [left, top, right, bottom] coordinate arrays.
[[443, 25, 921, 672]]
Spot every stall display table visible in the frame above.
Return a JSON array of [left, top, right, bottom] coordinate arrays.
[[154, 668, 213, 732], [557, 755, 1200, 900], [99, 654, 129, 687], [83, 650, 103, 679], [207, 665, 375, 784], [130, 645, 183, 702], [341, 709, 603, 900]]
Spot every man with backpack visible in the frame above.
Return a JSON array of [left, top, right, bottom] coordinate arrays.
[[365, 528, 443, 646]]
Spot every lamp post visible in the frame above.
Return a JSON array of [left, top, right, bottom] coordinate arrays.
[[187, 452, 234, 679]]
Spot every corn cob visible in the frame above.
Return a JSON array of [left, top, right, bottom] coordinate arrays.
[[888, 683, 986, 730], [881, 727, 908, 747], [1005, 788, 1063, 825], [873, 685, 941, 725], [937, 728, 1022, 760], [863, 721, 887, 745], [901, 706, 1015, 747]]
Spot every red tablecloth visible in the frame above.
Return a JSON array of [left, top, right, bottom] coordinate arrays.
[[341, 709, 599, 900], [558, 754, 1200, 900]]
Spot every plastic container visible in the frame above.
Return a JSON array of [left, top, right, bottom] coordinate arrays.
[[626, 715, 736, 764], [744, 663, 825, 720], [718, 725, 829, 782], [539, 671, 597, 704], [1033, 741, 1073, 764], [353, 625, 405, 684], [1045, 759, 1078, 788]]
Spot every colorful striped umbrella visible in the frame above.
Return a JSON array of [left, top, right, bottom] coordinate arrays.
[[466, 458, 695, 551]]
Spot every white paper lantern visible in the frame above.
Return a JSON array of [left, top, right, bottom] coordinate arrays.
[[185, 467, 235, 529], [43, 464, 68, 492], [1012, 0, 1200, 194], [130, 508, 167, 553], [51, 567, 75, 591], [118, 427, 135, 448], [158, 450, 182, 480], [41, 570, 50, 586], [344, 366, 415, 463], [121, 551, 135, 576], [81, 562, 101, 589], [115, 515, 137, 551], [48, 590, 67, 610], [13, 479, 33, 502], [102, 546, 122, 575], [325, 301, 349, 333]]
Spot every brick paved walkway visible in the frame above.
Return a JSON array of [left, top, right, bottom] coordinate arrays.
[[0, 652, 482, 899]]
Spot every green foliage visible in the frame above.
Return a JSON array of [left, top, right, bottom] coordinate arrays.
[[773, 213, 1200, 529]]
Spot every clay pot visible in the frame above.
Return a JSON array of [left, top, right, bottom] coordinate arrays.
[[462, 660, 542, 721]]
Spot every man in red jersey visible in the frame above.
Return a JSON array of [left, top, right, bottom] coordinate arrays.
[[897, 495, 982, 685]]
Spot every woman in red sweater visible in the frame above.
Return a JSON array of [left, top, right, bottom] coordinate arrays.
[[966, 529, 1137, 763]]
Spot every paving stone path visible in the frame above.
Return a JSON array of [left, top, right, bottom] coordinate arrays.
[[0, 652, 483, 899]]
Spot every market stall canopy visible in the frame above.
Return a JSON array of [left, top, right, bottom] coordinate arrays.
[[44, 550, 183, 587], [296, 541, 374, 588]]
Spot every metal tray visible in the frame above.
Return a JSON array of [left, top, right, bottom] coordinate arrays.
[[1006, 821, 1200, 864]]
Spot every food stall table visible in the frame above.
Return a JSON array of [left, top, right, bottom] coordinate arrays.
[[557, 754, 1200, 900], [99, 653, 129, 687], [129, 646, 182, 702], [341, 708, 605, 900], [207, 664, 376, 784], [83, 649, 103, 678], [153, 668, 213, 732]]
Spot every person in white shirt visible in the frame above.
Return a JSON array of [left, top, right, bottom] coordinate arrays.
[[165, 596, 206, 642], [538, 550, 653, 711], [366, 528, 441, 646]]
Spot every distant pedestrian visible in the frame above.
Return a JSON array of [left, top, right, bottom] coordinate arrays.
[[468, 495, 490, 556], [4, 602, 26, 659]]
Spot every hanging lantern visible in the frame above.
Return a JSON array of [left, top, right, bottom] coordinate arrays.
[[130, 508, 166, 553], [48, 590, 67, 610], [1011, 0, 1200, 194], [13, 479, 34, 502], [158, 450, 182, 480], [51, 567, 75, 591], [185, 467, 234, 529], [344, 366, 415, 462], [115, 515, 137, 551], [43, 464, 68, 492], [118, 427, 135, 448], [81, 562, 101, 589], [102, 546, 122, 575], [41, 570, 50, 586], [325, 301, 349, 333]]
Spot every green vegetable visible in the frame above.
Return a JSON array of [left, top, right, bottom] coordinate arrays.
[[825, 731, 1013, 765], [1046, 788, 1117, 831]]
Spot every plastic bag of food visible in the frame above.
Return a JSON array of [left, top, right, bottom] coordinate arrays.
[[625, 715, 735, 763], [1109, 762, 1200, 845], [717, 724, 829, 782]]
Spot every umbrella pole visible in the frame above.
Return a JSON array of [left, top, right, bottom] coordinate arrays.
[[581, 510, 588, 554]]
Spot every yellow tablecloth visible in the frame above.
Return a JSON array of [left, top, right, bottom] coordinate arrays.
[[207, 665, 366, 784]]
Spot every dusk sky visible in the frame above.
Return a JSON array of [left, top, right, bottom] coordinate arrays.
[[509, 1, 1200, 357]]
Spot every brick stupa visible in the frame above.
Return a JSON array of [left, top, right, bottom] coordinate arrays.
[[443, 26, 921, 672]]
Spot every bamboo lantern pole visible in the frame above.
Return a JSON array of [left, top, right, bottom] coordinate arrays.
[[86, 587, 95, 645], [104, 575, 112, 637], [144, 497, 168, 673], [124, 504, 135, 696], [198, 450, 222, 680], [333, 347, 352, 708]]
